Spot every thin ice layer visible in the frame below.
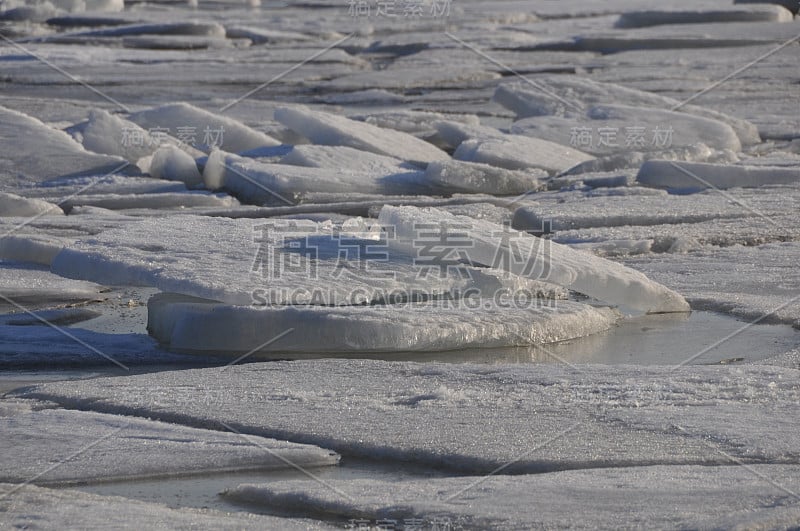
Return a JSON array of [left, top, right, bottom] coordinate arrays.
[[15, 360, 800, 474], [0, 408, 339, 484], [378, 205, 690, 313]]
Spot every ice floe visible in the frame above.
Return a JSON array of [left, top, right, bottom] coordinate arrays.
[[453, 135, 594, 175], [637, 160, 800, 191]]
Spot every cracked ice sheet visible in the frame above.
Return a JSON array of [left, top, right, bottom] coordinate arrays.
[[625, 242, 800, 327], [224, 465, 800, 530], [13, 360, 800, 474], [1, 483, 334, 531], [223, 465, 800, 529], [0, 408, 338, 485]]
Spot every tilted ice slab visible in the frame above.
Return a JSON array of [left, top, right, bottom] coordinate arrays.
[[351, 110, 480, 138], [615, 5, 794, 28], [128, 102, 279, 153], [636, 160, 800, 191], [16, 360, 800, 473], [378, 206, 690, 313], [0, 192, 63, 217], [147, 294, 616, 354], [204, 150, 432, 204], [431, 120, 507, 151], [626, 242, 800, 326], [493, 76, 761, 145], [274, 106, 449, 164], [0, 106, 130, 188], [279, 144, 414, 176], [145, 145, 204, 188], [49, 215, 553, 307], [59, 191, 238, 212], [511, 188, 760, 233], [454, 135, 594, 175], [2, 484, 334, 531], [561, 143, 732, 174], [425, 159, 546, 195], [225, 464, 800, 530], [0, 408, 338, 484], [510, 103, 741, 156]]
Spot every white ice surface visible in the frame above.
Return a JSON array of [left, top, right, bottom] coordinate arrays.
[[128, 102, 280, 153], [379, 205, 690, 313], [493, 76, 761, 146], [146, 145, 204, 188], [637, 160, 800, 191], [0, 192, 63, 217], [224, 464, 800, 530], [274, 106, 449, 164], [454, 135, 594, 175], [510, 103, 742, 156], [0, 106, 131, 188], [278, 144, 414, 176], [0, 408, 338, 484], [2, 483, 334, 530], [424, 159, 546, 195], [147, 294, 617, 354], [15, 360, 800, 474]]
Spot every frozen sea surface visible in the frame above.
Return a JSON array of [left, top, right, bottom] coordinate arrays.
[[1, 0, 799, 527]]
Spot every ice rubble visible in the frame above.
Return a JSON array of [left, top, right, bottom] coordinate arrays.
[[379, 205, 690, 313], [0, 192, 63, 217], [128, 102, 280, 153], [636, 160, 800, 191], [561, 143, 733, 174], [224, 464, 800, 529], [510, 103, 742, 156], [16, 360, 800, 473], [2, 483, 335, 530], [453, 135, 594, 175], [493, 76, 761, 146], [147, 294, 617, 354], [273, 106, 449, 164], [0, 408, 338, 484], [0, 106, 131, 188]]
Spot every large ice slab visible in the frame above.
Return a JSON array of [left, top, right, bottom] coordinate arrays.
[[15, 360, 800, 474], [379, 205, 690, 313], [0, 408, 338, 484], [493, 76, 761, 145], [510, 103, 741, 156], [148, 294, 616, 354], [128, 102, 280, 153], [0, 106, 131, 188], [274, 106, 449, 164], [454, 135, 594, 175], [279, 144, 413, 176], [637, 160, 800, 191], [2, 483, 334, 530], [204, 150, 431, 204], [424, 159, 546, 195], [224, 464, 800, 530]]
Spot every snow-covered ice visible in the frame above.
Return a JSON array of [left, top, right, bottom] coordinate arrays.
[[453, 134, 594, 175], [0, 408, 338, 484], [0, 192, 63, 217]]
